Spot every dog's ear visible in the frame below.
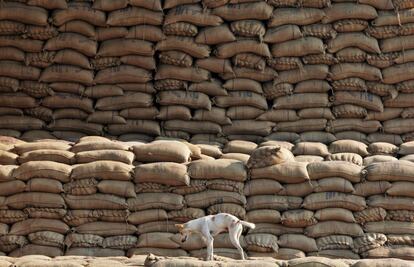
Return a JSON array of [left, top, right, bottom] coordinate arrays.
[[175, 224, 184, 230]]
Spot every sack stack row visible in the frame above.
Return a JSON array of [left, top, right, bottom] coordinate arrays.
[[1, 137, 414, 259], [1, 0, 414, 143]]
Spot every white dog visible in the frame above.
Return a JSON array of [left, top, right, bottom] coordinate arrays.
[[175, 213, 256, 261]]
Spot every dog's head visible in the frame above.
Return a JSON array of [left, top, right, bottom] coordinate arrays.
[[175, 223, 189, 242]]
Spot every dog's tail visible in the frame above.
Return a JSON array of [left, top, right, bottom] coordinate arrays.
[[239, 220, 256, 229]]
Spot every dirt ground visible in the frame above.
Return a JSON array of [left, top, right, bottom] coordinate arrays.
[[1, 254, 414, 267]]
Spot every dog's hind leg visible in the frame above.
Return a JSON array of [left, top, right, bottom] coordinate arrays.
[[203, 230, 214, 261], [229, 224, 245, 260]]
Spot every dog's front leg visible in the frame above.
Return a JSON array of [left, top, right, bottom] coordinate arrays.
[[206, 237, 214, 261]]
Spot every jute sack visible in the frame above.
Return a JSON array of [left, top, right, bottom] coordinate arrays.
[[363, 161, 414, 182], [164, 4, 223, 26], [244, 179, 283, 196], [195, 25, 236, 45], [249, 223, 303, 236], [9, 244, 63, 257], [305, 221, 364, 238], [0, 2, 48, 26], [0, 61, 41, 80], [71, 140, 128, 153], [168, 208, 205, 222], [326, 153, 363, 166], [322, 3, 377, 23], [292, 142, 329, 157], [328, 33, 380, 53], [272, 93, 330, 109], [9, 219, 68, 235], [26, 178, 63, 194], [303, 192, 366, 211], [128, 248, 187, 257], [400, 141, 414, 155], [94, 65, 152, 84], [313, 177, 355, 193], [133, 141, 191, 163], [137, 220, 180, 234], [156, 37, 210, 58], [367, 195, 414, 211], [308, 250, 360, 260], [278, 234, 317, 252], [134, 163, 189, 186], [157, 91, 211, 110], [387, 234, 414, 246], [333, 91, 383, 112], [106, 6, 163, 26], [247, 248, 305, 260], [354, 181, 391, 197], [97, 39, 154, 57], [0, 210, 26, 224], [247, 146, 294, 168], [386, 181, 414, 197], [28, 231, 65, 248], [0, 234, 28, 252], [24, 207, 67, 220], [76, 150, 134, 165], [246, 195, 302, 211], [263, 25, 302, 44], [14, 141, 70, 154], [315, 208, 356, 223], [354, 207, 387, 224], [102, 235, 137, 250], [245, 234, 278, 253], [42, 94, 94, 113], [66, 247, 125, 257], [362, 246, 414, 260], [190, 248, 242, 259], [19, 150, 75, 165], [64, 194, 127, 210], [6, 192, 65, 209], [137, 232, 179, 249], [329, 140, 369, 156], [212, 2, 273, 21], [281, 210, 316, 228], [383, 118, 414, 134], [64, 233, 103, 248], [0, 165, 16, 182], [63, 178, 98, 196], [215, 40, 271, 58], [271, 37, 325, 57], [95, 92, 153, 110], [246, 209, 281, 224], [74, 222, 136, 237], [329, 63, 382, 81], [188, 159, 247, 181], [269, 8, 325, 27], [353, 233, 387, 254], [185, 190, 246, 209], [128, 193, 184, 211], [294, 156, 324, 164], [13, 161, 71, 182], [97, 180, 136, 198], [223, 140, 257, 154], [155, 66, 210, 83], [250, 161, 309, 183], [364, 221, 414, 235], [307, 161, 362, 182], [316, 235, 354, 250], [44, 33, 97, 57], [71, 160, 133, 181], [208, 203, 246, 219], [273, 65, 329, 85]]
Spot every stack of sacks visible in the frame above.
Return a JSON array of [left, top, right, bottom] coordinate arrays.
[[129, 140, 192, 257], [367, 1, 414, 145], [303, 140, 367, 260], [360, 141, 414, 259], [246, 143, 308, 260], [209, 2, 274, 141], [176, 142, 248, 259], [4, 140, 72, 257], [157, 1, 219, 140], [63, 136, 135, 257], [323, 2, 383, 143], [94, 0, 161, 140]]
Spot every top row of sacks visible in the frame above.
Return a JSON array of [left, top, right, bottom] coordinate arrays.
[[2, 1, 413, 28]]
